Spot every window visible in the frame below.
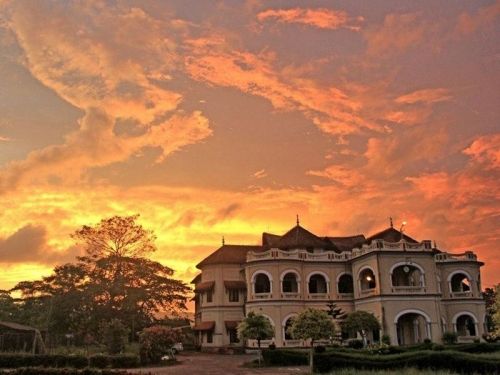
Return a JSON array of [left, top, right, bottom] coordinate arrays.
[[359, 269, 376, 290], [284, 317, 295, 340], [228, 289, 239, 302], [206, 290, 213, 303], [254, 273, 271, 294], [308, 274, 327, 294], [229, 329, 239, 343], [338, 274, 354, 293], [206, 331, 213, 343], [391, 265, 423, 287], [282, 273, 298, 293], [450, 273, 471, 292]]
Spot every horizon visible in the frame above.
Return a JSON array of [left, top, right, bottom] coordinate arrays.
[[0, 0, 499, 293]]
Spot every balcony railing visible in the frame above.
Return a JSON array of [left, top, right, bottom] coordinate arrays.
[[337, 293, 354, 299], [281, 292, 300, 299], [450, 291, 473, 298], [360, 288, 377, 297], [308, 293, 329, 299], [253, 293, 271, 299], [435, 251, 478, 262], [391, 286, 426, 294]]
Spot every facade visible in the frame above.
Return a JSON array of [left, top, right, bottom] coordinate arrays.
[[191, 222, 486, 349]]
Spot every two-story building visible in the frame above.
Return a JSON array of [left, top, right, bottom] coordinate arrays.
[[191, 221, 486, 349]]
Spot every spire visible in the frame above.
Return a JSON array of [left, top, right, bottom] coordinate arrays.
[[389, 217, 393, 228], [296, 214, 300, 226], [222, 236, 225, 246]]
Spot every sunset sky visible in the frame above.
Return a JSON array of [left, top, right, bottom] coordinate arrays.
[[0, 0, 499, 292]]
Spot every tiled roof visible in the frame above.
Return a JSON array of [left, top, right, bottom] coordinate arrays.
[[365, 227, 418, 244], [196, 245, 264, 269], [224, 321, 240, 329], [190, 273, 201, 284], [328, 235, 366, 252], [275, 225, 337, 250], [0, 321, 37, 332], [224, 280, 247, 289], [193, 281, 214, 292], [193, 321, 215, 331], [262, 232, 281, 248]]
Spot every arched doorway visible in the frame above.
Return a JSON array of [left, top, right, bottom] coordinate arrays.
[[455, 314, 477, 337], [391, 264, 423, 287], [395, 311, 430, 346]]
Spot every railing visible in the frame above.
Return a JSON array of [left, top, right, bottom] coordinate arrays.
[[308, 293, 329, 299], [360, 288, 377, 297], [450, 291, 472, 298], [337, 293, 354, 299], [435, 251, 477, 262], [283, 340, 302, 347], [391, 286, 425, 294], [281, 292, 300, 299], [253, 293, 271, 299], [248, 339, 273, 348], [247, 240, 435, 263]]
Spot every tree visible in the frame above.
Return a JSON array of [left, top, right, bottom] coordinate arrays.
[[289, 308, 335, 374], [10, 215, 190, 343], [492, 284, 500, 338], [341, 310, 381, 347], [237, 312, 274, 366], [102, 319, 129, 354], [484, 285, 498, 333], [139, 325, 183, 364]]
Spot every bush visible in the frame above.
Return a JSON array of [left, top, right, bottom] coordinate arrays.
[[262, 349, 308, 366], [381, 335, 391, 345], [108, 355, 139, 369], [315, 345, 326, 353], [101, 319, 129, 355], [0, 369, 129, 375], [346, 339, 364, 349], [442, 331, 458, 345], [313, 350, 500, 374], [139, 325, 182, 365], [0, 354, 139, 369], [88, 355, 110, 369]]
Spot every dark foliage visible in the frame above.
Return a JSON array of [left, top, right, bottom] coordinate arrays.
[[0, 354, 139, 369], [262, 349, 308, 366], [0, 369, 131, 375]]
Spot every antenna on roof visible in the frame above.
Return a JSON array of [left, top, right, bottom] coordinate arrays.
[[222, 236, 225, 246], [296, 214, 300, 226], [389, 217, 393, 228]]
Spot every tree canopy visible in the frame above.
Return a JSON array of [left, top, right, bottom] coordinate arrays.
[[8, 215, 189, 345], [341, 310, 380, 346], [237, 312, 274, 347]]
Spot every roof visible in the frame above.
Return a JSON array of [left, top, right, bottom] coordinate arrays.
[[193, 321, 215, 331], [0, 321, 38, 332], [196, 245, 264, 269], [365, 227, 418, 244], [328, 235, 366, 252], [262, 232, 281, 248], [224, 280, 247, 289], [190, 274, 201, 284], [194, 281, 214, 292], [224, 320, 240, 329], [274, 225, 336, 250]]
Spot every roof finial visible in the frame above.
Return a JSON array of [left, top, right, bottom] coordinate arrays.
[[296, 214, 300, 226], [222, 236, 225, 246], [433, 240, 437, 249], [389, 217, 393, 228]]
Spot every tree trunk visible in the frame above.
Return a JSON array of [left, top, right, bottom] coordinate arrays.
[[257, 339, 261, 367], [310, 339, 314, 374]]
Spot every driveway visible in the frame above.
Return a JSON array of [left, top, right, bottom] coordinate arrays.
[[127, 352, 309, 375]]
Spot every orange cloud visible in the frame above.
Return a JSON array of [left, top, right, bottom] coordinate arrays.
[[257, 7, 363, 31], [463, 134, 500, 170], [395, 88, 452, 104], [456, 0, 500, 35]]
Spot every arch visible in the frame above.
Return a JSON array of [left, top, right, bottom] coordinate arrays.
[[452, 311, 478, 337], [260, 313, 275, 327], [252, 271, 272, 294], [447, 270, 472, 282], [452, 311, 478, 325], [281, 271, 300, 293], [282, 313, 298, 341], [394, 309, 432, 345], [280, 269, 301, 282], [336, 271, 353, 284], [252, 270, 273, 282], [394, 309, 431, 324], [337, 273, 354, 294], [358, 267, 377, 290], [390, 262, 425, 287], [307, 272, 329, 294]]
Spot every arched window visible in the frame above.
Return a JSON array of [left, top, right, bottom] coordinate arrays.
[[308, 274, 327, 294], [450, 273, 471, 293], [284, 317, 295, 340], [254, 273, 271, 294], [391, 264, 423, 287], [455, 314, 477, 337], [359, 268, 376, 290], [338, 274, 354, 294], [282, 272, 298, 293]]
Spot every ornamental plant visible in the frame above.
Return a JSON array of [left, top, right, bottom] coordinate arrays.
[[139, 325, 182, 364]]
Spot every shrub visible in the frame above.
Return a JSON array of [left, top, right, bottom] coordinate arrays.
[[381, 335, 391, 345], [313, 350, 500, 374], [315, 345, 326, 353], [262, 349, 308, 366], [88, 355, 110, 368], [108, 355, 139, 368], [268, 343, 276, 350], [101, 319, 129, 355], [346, 339, 364, 349], [139, 325, 182, 365], [0, 369, 129, 375], [0, 354, 139, 369], [442, 331, 458, 345]]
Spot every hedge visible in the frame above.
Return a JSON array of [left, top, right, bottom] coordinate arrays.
[[313, 350, 500, 374], [262, 349, 308, 366], [0, 369, 132, 375], [0, 354, 140, 369]]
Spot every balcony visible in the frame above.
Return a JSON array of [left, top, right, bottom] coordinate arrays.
[[360, 288, 377, 297], [435, 251, 477, 262], [391, 286, 426, 294], [308, 293, 329, 300], [281, 292, 300, 299], [253, 293, 271, 299], [450, 291, 473, 298], [337, 293, 354, 300]]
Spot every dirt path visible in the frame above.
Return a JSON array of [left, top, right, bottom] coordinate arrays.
[[127, 352, 309, 375]]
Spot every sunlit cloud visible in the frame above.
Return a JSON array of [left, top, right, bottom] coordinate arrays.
[[253, 169, 267, 179], [455, 0, 500, 36], [395, 88, 452, 105], [257, 7, 363, 31]]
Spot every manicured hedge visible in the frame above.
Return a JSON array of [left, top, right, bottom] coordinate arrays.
[[262, 349, 308, 366], [0, 354, 140, 369], [313, 350, 500, 374], [0, 369, 131, 375]]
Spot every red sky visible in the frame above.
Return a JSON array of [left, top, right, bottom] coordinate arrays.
[[0, 0, 499, 289]]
